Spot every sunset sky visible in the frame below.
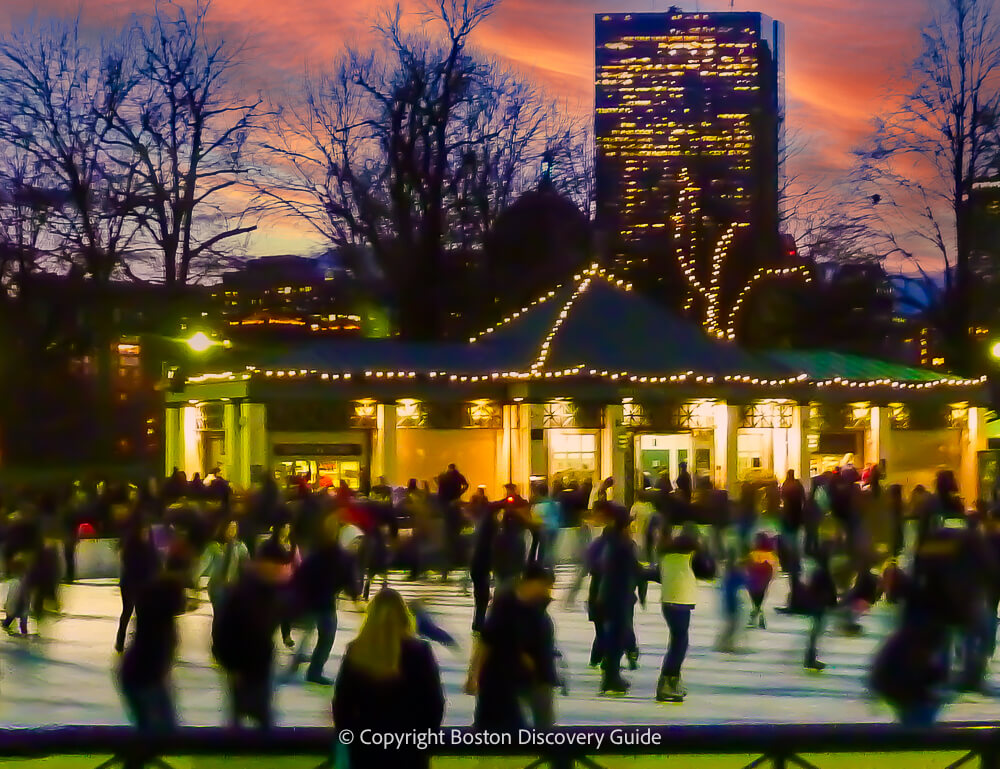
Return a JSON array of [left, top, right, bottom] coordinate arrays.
[[3, 0, 932, 257]]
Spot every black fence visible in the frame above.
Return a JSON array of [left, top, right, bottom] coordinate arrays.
[[3, 723, 1000, 769]]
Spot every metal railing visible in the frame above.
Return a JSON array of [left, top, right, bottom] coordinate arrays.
[[2, 723, 999, 769]]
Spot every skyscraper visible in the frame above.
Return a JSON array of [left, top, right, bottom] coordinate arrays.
[[595, 10, 784, 336]]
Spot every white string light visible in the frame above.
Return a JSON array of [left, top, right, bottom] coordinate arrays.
[[182, 364, 985, 391], [725, 266, 812, 338]]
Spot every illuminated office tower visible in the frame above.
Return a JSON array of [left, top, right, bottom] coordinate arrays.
[[596, 10, 783, 330]]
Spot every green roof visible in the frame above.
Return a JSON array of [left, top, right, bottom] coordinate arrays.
[[767, 350, 964, 384]]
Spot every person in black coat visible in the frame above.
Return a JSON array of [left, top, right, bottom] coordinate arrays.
[[803, 540, 839, 671], [212, 550, 288, 729], [116, 521, 161, 653], [469, 505, 499, 634], [467, 565, 558, 730], [871, 619, 949, 727], [593, 502, 642, 695], [287, 513, 361, 685], [257, 522, 297, 648], [334, 589, 444, 769], [117, 558, 188, 733], [2, 508, 43, 636], [675, 462, 692, 504]]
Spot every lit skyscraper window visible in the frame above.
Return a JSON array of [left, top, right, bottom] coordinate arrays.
[[596, 11, 783, 332]]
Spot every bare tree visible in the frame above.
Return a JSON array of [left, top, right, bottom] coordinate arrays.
[[0, 21, 146, 457], [0, 151, 57, 295], [856, 0, 1000, 373], [102, 0, 263, 288], [0, 22, 142, 285], [257, 0, 588, 338]]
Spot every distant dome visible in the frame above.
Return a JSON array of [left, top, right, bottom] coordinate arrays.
[[490, 180, 590, 251], [486, 181, 591, 295], [479, 183, 592, 332]]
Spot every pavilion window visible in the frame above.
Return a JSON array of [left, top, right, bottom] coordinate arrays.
[[465, 400, 501, 429], [542, 401, 577, 429], [396, 399, 427, 428]]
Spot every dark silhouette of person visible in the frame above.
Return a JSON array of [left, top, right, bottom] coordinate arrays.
[[117, 557, 188, 733], [115, 520, 161, 653], [212, 550, 288, 729], [287, 513, 361, 685]]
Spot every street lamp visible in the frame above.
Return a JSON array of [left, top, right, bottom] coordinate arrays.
[[186, 331, 216, 353], [991, 340, 1000, 361]]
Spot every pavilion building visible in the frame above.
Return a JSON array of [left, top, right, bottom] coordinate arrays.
[[165, 267, 989, 504]]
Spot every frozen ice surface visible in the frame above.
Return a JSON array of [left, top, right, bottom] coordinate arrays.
[[0, 570, 996, 728]]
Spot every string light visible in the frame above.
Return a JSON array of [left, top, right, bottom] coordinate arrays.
[[179, 264, 987, 394], [182, 364, 986, 391], [531, 267, 600, 373], [669, 166, 751, 336], [725, 266, 812, 338], [469, 286, 565, 342]]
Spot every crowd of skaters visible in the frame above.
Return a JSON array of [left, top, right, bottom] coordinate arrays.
[[0, 459, 996, 764]]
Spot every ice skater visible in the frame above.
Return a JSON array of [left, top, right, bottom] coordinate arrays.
[[655, 522, 715, 702], [747, 532, 778, 630]]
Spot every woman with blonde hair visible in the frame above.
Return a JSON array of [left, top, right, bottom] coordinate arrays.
[[333, 588, 444, 769]]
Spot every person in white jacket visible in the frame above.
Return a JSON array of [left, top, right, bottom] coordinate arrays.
[[199, 519, 249, 612], [656, 522, 715, 703]]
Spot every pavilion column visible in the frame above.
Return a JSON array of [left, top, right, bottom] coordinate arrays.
[[499, 404, 531, 498], [788, 403, 812, 487], [240, 402, 268, 486], [960, 406, 989, 507], [868, 406, 892, 484], [373, 404, 397, 487], [182, 404, 201, 477], [222, 401, 241, 488], [603, 404, 626, 505], [713, 402, 741, 495], [164, 406, 184, 477], [511, 404, 532, 497]]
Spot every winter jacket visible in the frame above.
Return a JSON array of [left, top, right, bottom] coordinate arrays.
[[119, 575, 187, 687], [212, 570, 283, 679], [630, 500, 656, 553], [334, 639, 444, 769], [597, 527, 641, 609], [659, 551, 698, 606], [746, 549, 778, 596], [291, 543, 360, 613], [120, 536, 160, 589], [657, 530, 713, 605], [532, 498, 562, 534], [491, 517, 530, 584], [199, 540, 250, 601], [871, 622, 948, 709]]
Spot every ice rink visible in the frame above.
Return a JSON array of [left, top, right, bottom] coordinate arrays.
[[0, 570, 996, 729]]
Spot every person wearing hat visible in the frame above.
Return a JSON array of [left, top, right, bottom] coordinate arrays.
[[466, 564, 558, 730]]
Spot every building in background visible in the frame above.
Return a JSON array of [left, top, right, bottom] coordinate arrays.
[[0, 273, 180, 473], [595, 9, 784, 328], [213, 255, 391, 340]]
